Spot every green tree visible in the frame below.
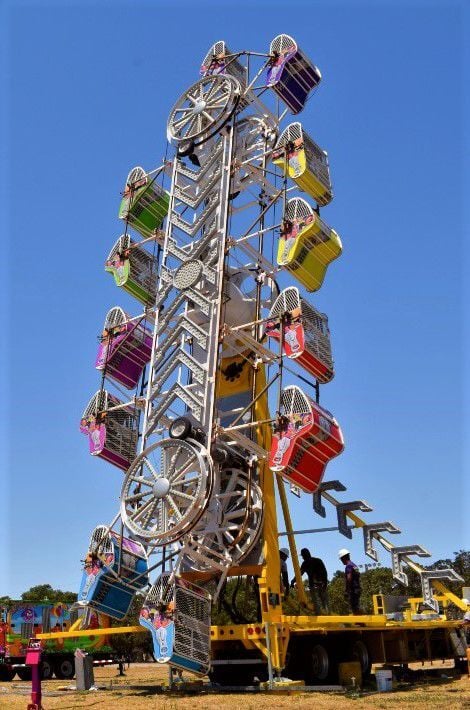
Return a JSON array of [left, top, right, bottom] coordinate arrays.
[[20, 584, 77, 604]]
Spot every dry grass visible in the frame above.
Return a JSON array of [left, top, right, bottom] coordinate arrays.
[[0, 663, 469, 710]]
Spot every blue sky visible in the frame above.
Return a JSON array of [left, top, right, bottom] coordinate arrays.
[[1, 0, 468, 598]]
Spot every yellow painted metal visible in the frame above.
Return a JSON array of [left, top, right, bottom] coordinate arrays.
[[37, 625, 143, 641], [277, 215, 342, 293], [321, 490, 466, 612], [276, 475, 310, 609]]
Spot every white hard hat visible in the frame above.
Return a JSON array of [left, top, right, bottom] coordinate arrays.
[[280, 548, 290, 557], [338, 548, 350, 559]]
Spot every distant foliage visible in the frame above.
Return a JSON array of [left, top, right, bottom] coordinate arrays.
[[20, 584, 77, 604]]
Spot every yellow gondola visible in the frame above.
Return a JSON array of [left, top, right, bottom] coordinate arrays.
[[272, 122, 332, 206], [277, 197, 342, 291]]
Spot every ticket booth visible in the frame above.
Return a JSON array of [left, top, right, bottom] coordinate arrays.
[[269, 385, 344, 493], [266, 287, 334, 383], [272, 123, 332, 206], [277, 197, 342, 291]]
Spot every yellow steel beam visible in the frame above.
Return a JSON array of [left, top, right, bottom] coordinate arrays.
[[37, 626, 144, 640], [276, 475, 310, 609]]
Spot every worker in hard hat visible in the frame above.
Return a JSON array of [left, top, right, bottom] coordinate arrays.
[[291, 548, 329, 615], [338, 548, 362, 615], [280, 548, 290, 595]]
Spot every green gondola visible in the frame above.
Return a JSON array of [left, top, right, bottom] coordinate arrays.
[[119, 166, 170, 238]]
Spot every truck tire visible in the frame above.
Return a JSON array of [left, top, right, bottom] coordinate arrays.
[[304, 643, 330, 684], [40, 658, 53, 680], [16, 667, 32, 681], [351, 639, 371, 677], [53, 656, 75, 680], [0, 664, 15, 681]]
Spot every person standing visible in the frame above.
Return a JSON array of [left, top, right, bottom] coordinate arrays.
[[291, 548, 329, 614], [279, 548, 290, 595], [338, 548, 362, 614]]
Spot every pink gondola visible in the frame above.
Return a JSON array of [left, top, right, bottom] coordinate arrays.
[[266, 287, 334, 384], [269, 386, 344, 493], [96, 307, 152, 390], [80, 390, 138, 471]]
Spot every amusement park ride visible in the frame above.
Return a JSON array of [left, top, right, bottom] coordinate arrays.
[[37, 36, 468, 685]]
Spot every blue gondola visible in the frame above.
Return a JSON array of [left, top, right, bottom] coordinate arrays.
[[78, 526, 149, 620]]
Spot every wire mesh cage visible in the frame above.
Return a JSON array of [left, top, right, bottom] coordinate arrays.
[[139, 572, 211, 675], [105, 234, 160, 306], [267, 34, 321, 114], [78, 526, 149, 620], [95, 306, 153, 390], [118, 166, 170, 238], [269, 385, 344, 492], [272, 123, 332, 206], [266, 287, 334, 383], [200, 40, 247, 91], [80, 390, 138, 471], [277, 197, 342, 291]]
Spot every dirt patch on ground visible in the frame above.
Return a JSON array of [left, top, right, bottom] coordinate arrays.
[[0, 663, 469, 709]]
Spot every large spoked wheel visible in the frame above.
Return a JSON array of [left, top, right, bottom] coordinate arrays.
[[167, 75, 241, 147], [121, 438, 212, 544], [184, 467, 263, 570]]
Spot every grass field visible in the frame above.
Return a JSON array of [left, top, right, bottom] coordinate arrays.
[[1, 663, 469, 710]]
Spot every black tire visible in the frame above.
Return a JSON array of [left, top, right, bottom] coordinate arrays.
[[177, 140, 196, 158], [169, 417, 193, 440], [16, 667, 32, 681], [351, 639, 371, 677], [304, 643, 331, 684], [53, 656, 75, 680], [0, 664, 15, 681], [40, 658, 53, 680]]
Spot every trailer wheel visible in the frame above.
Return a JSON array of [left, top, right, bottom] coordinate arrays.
[[305, 643, 330, 683], [351, 639, 371, 677], [53, 656, 75, 680], [40, 658, 53, 680], [0, 665, 15, 681], [16, 667, 32, 681]]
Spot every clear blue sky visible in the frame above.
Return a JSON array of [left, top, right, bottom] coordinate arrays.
[[1, 0, 468, 598]]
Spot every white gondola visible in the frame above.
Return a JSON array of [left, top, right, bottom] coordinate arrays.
[[266, 287, 334, 383], [105, 234, 160, 306], [80, 390, 138, 471], [272, 122, 332, 206], [200, 40, 247, 91], [139, 572, 211, 675]]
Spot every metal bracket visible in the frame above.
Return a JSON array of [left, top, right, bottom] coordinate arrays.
[[420, 568, 465, 612], [312, 480, 347, 518], [391, 545, 431, 586], [363, 522, 401, 561], [336, 501, 373, 539]]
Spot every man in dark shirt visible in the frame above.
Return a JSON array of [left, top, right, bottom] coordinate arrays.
[[291, 548, 329, 614], [339, 548, 362, 614]]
